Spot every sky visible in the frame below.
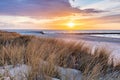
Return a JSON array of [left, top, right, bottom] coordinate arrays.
[[0, 0, 120, 30]]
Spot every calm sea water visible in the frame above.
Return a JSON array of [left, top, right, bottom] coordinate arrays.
[[3, 29, 120, 39]]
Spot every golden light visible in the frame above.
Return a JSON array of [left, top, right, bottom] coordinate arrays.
[[67, 22, 75, 28]]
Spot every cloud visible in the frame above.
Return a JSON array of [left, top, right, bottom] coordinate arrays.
[[75, 14, 120, 24], [79, 0, 120, 10], [0, 22, 16, 29], [107, 0, 120, 2], [0, 0, 77, 18], [98, 14, 120, 23], [0, 0, 105, 18], [81, 8, 106, 13]]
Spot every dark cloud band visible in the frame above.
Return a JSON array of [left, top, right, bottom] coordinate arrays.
[[0, 0, 105, 18]]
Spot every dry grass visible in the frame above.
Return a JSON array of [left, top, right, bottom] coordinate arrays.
[[0, 31, 120, 80]]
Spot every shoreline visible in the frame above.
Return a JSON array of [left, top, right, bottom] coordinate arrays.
[[36, 33, 120, 44]]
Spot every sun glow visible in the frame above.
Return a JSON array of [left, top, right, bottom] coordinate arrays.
[[67, 22, 75, 28]]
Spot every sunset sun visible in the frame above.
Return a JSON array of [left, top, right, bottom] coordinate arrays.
[[67, 22, 75, 28]]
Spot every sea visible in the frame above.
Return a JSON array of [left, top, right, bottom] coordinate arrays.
[[2, 29, 120, 39]]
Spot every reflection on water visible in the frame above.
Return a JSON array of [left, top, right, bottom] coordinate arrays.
[[91, 34, 120, 38]]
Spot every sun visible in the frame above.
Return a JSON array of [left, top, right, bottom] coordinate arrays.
[[67, 22, 75, 28]]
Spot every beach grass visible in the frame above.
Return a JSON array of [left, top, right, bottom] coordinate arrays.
[[0, 31, 120, 80]]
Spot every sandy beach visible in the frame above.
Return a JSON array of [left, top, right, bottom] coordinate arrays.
[[36, 33, 120, 66]]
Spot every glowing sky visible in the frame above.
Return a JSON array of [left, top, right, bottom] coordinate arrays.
[[0, 0, 120, 30]]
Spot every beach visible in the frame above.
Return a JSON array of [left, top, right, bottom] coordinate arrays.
[[33, 33, 120, 66], [5, 29, 120, 66], [0, 30, 120, 80]]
